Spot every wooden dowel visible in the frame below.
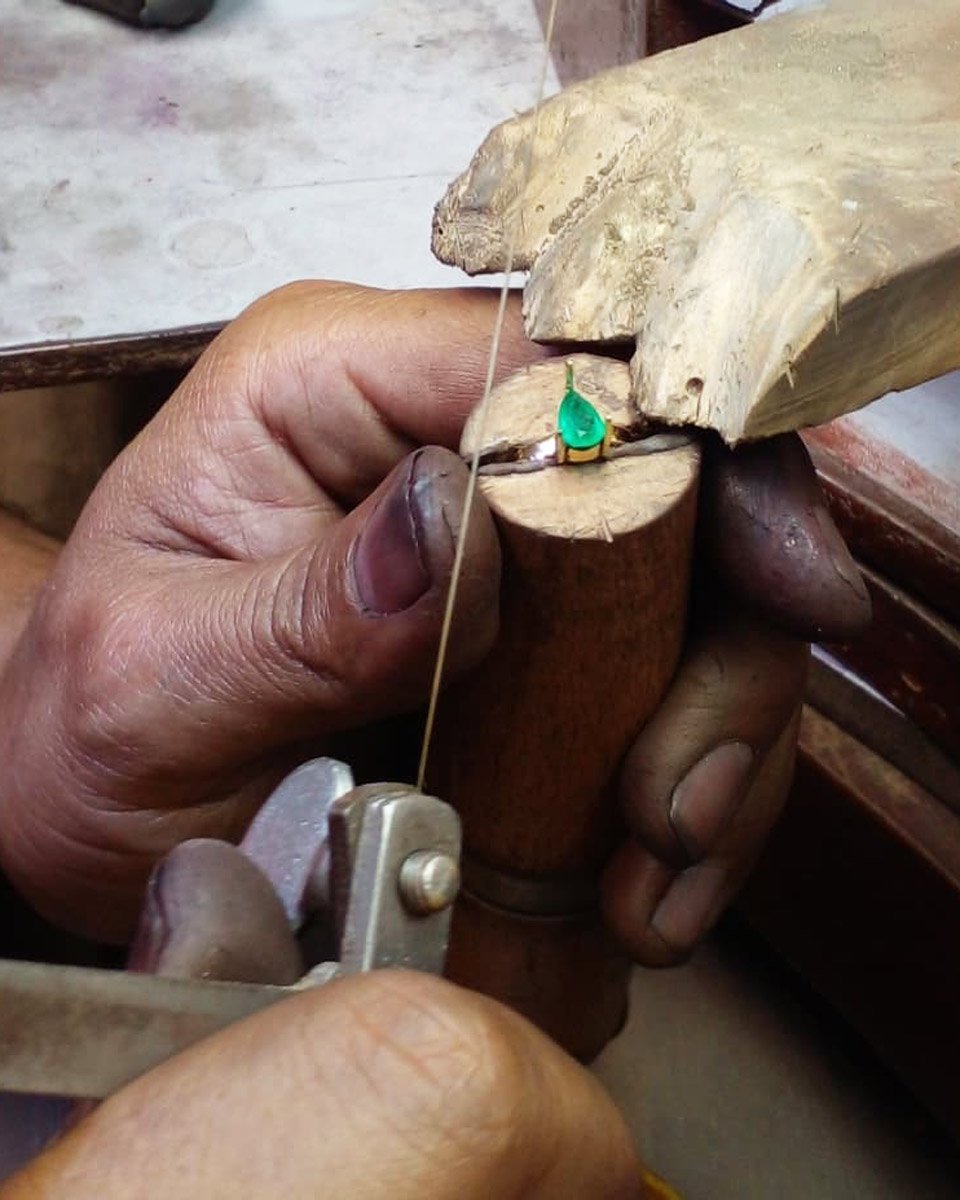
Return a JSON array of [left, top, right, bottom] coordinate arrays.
[[429, 354, 700, 1059]]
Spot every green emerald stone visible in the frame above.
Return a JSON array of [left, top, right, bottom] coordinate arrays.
[[558, 379, 606, 451]]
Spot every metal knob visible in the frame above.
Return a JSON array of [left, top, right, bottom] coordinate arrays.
[[398, 851, 460, 916]]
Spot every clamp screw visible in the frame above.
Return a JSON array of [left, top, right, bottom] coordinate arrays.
[[398, 851, 460, 915]]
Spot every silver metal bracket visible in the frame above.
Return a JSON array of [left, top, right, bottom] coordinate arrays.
[[0, 760, 461, 1098], [243, 760, 462, 976], [332, 784, 461, 975]]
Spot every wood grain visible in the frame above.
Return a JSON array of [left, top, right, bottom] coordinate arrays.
[[809, 438, 960, 628], [434, 0, 960, 443], [825, 566, 960, 759], [429, 355, 700, 1058], [0, 327, 217, 396]]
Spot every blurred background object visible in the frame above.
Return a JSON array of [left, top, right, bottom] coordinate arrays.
[[63, 0, 215, 28]]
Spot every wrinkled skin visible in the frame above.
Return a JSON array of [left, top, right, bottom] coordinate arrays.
[[4, 969, 645, 1200], [0, 282, 868, 1195]]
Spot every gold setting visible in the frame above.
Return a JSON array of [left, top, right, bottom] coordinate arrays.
[[556, 421, 613, 465]]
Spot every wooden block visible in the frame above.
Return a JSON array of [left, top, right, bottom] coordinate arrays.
[[434, 0, 960, 443]]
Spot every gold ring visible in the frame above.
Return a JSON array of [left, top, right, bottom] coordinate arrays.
[[473, 363, 656, 474]]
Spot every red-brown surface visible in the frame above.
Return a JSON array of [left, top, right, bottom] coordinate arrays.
[[646, 0, 739, 54], [537, 0, 645, 84], [742, 708, 960, 1137], [814, 453, 960, 629], [825, 567, 960, 758]]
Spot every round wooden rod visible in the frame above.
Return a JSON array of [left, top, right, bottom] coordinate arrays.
[[429, 354, 700, 1059]]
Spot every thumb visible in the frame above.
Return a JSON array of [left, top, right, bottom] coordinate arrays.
[[215, 444, 501, 735], [0, 449, 498, 940], [70, 446, 500, 773]]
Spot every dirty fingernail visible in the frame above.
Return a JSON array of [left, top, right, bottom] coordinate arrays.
[[353, 457, 431, 616], [127, 866, 168, 974], [668, 741, 754, 861], [651, 862, 728, 952]]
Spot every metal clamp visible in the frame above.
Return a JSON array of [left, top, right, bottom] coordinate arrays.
[[0, 760, 461, 1098], [242, 760, 462, 977]]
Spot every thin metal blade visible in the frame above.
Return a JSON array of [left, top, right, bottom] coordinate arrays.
[[0, 959, 301, 1098], [809, 649, 960, 814]]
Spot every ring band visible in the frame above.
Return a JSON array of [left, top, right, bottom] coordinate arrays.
[[472, 420, 685, 474]]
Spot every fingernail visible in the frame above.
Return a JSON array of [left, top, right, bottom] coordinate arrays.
[[815, 505, 871, 610], [127, 865, 168, 974], [353, 456, 431, 615], [668, 741, 754, 860], [651, 862, 727, 952]]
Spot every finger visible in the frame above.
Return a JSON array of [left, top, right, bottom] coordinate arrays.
[[5, 973, 643, 1200], [66, 841, 301, 1134], [1, 448, 499, 937], [128, 840, 303, 985], [702, 433, 871, 641], [616, 618, 808, 868], [235, 282, 545, 467], [115, 283, 549, 560], [163, 446, 501, 736], [604, 714, 799, 967], [56, 446, 499, 767]]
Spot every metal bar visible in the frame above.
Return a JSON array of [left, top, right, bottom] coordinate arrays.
[[808, 649, 960, 815], [0, 960, 304, 1098]]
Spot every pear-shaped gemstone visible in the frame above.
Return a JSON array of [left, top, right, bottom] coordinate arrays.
[[558, 383, 606, 451]]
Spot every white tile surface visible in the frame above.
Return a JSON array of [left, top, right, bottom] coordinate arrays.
[[0, 0, 555, 345]]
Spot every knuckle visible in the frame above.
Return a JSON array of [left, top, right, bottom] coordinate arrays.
[[680, 631, 806, 741], [311, 972, 538, 1170], [236, 280, 359, 339], [250, 551, 353, 707], [237, 279, 321, 323], [51, 582, 161, 782]]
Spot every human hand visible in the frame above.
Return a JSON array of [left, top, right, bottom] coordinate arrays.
[[1, 968, 643, 1199], [603, 434, 870, 965], [0, 283, 546, 942], [0, 281, 867, 964]]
